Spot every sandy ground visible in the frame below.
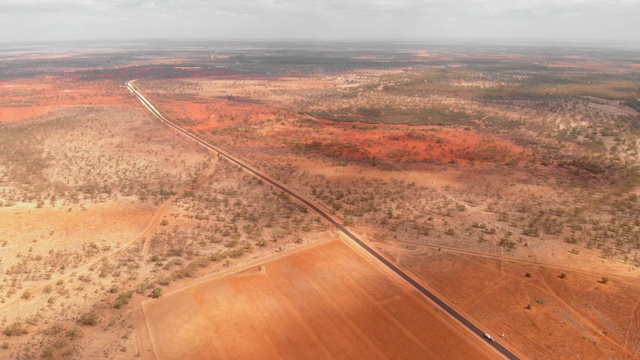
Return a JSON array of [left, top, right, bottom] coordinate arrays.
[[0, 200, 153, 255], [143, 239, 496, 360], [378, 241, 640, 359]]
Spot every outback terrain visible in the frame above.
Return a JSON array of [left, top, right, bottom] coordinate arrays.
[[1, 41, 639, 359]]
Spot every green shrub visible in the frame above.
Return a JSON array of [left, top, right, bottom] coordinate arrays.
[[114, 291, 134, 309], [151, 288, 163, 299], [67, 326, 80, 339], [230, 248, 244, 258]]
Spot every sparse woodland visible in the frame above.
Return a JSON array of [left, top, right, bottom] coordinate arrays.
[[144, 63, 640, 268], [1, 44, 639, 359]]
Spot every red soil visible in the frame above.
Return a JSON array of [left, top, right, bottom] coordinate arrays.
[[382, 243, 640, 360], [284, 120, 527, 165], [143, 240, 495, 360], [157, 97, 289, 131], [0, 76, 134, 122], [153, 95, 529, 166]]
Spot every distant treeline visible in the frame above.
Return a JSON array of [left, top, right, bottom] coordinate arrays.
[[308, 106, 473, 126], [625, 97, 640, 113]]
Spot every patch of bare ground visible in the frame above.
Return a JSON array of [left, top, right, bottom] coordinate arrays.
[[143, 240, 495, 360], [377, 243, 640, 359]]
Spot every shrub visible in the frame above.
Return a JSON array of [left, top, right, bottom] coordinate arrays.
[[560, 273, 567, 279], [3, 322, 28, 336], [151, 288, 163, 299], [230, 248, 244, 258], [137, 283, 149, 294], [67, 326, 80, 339], [172, 263, 198, 279], [43, 324, 64, 335], [78, 312, 98, 326], [42, 347, 54, 360], [114, 291, 134, 309], [602, 277, 609, 284]]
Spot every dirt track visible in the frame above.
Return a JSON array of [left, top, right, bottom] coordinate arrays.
[[383, 240, 640, 285], [381, 241, 640, 359]]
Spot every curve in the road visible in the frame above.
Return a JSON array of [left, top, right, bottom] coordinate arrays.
[[126, 80, 520, 360]]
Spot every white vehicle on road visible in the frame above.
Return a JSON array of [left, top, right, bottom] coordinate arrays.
[[484, 333, 496, 342]]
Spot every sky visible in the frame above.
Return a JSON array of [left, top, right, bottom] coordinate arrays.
[[1, 0, 639, 43]]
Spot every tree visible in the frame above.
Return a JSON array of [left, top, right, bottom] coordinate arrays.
[[560, 273, 567, 279], [601, 277, 609, 284]]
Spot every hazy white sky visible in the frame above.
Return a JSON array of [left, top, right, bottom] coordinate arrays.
[[1, 0, 639, 43]]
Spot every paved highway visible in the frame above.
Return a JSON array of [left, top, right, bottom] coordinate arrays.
[[126, 80, 520, 360]]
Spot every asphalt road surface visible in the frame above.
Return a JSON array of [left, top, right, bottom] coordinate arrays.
[[127, 80, 520, 360]]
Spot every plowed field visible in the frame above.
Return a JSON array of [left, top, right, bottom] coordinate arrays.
[[143, 240, 495, 359]]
